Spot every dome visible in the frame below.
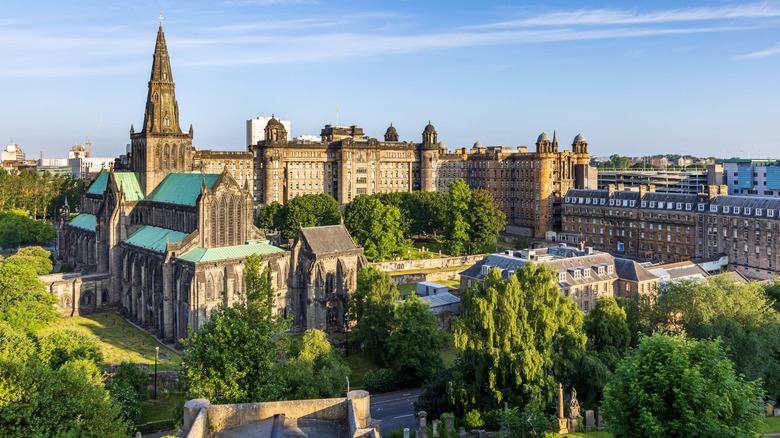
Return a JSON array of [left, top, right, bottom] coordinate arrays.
[[423, 121, 436, 133], [537, 132, 550, 142], [266, 116, 284, 128], [438, 141, 446, 148], [473, 141, 482, 148], [385, 124, 398, 134], [573, 133, 586, 143]]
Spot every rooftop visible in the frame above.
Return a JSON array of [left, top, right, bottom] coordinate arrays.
[[178, 240, 285, 263], [149, 173, 220, 206], [69, 213, 96, 232], [124, 225, 189, 253]]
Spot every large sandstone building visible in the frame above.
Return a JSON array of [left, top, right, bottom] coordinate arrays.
[[56, 26, 366, 346]]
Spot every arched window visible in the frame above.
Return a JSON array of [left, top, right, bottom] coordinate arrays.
[[211, 203, 218, 246], [163, 147, 169, 169], [206, 279, 213, 301], [227, 196, 235, 245], [219, 198, 227, 246]]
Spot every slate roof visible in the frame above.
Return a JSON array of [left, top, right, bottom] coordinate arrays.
[[565, 189, 609, 199], [149, 173, 220, 206], [612, 191, 641, 201], [124, 225, 189, 253], [420, 291, 460, 308], [614, 258, 658, 282], [85, 171, 109, 195], [299, 224, 358, 254], [709, 195, 780, 214], [178, 240, 285, 263], [460, 254, 529, 280], [69, 213, 96, 232], [114, 172, 145, 202], [641, 192, 698, 205]]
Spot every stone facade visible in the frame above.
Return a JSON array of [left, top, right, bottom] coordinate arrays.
[[58, 26, 366, 346]]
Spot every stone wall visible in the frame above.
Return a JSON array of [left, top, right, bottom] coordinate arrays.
[[370, 254, 483, 273], [40, 272, 114, 317], [390, 270, 462, 286]]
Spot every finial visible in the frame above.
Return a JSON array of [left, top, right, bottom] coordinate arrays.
[[159, 12, 164, 25], [340, 215, 344, 226]]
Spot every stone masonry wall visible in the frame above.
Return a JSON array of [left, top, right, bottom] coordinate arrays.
[[370, 254, 483, 272]]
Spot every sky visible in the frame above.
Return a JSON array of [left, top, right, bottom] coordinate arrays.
[[1, 1, 780, 160]]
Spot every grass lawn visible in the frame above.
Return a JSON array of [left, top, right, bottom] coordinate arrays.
[[760, 416, 780, 434], [343, 350, 382, 389], [139, 393, 188, 424], [43, 312, 182, 371]]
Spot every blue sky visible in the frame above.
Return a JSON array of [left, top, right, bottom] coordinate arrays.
[[2, 1, 780, 160]]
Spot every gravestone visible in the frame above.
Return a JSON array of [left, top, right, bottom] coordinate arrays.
[[556, 383, 569, 434], [446, 416, 454, 437], [767, 400, 776, 417], [432, 419, 440, 437], [597, 409, 606, 431], [568, 388, 581, 433], [457, 426, 466, 437], [418, 411, 428, 438], [404, 428, 410, 438], [585, 410, 595, 432]]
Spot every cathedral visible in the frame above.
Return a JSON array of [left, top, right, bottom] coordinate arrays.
[[55, 26, 366, 346]]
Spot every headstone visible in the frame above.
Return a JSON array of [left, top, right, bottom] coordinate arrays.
[[597, 410, 606, 431], [479, 431, 487, 438], [775, 408, 780, 417], [446, 416, 454, 437], [568, 388, 581, 432], [432, 419, 441, 438], [585, 410, 595, 432], [135, 433, 141, 438], [404, 428, 410, 438], [768, 400, 777, 417], [457, 427, 467, 438], [418, 411, 428, 438], [486, 433, 494, 438]]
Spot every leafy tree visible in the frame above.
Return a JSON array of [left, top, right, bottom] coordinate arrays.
[[0, 220, 21, 250], [0, 320, 35, 362], [452, 263, 586, 411], [4, 247, 53, 275], [275, 194, 341, 239], [106, 379, 142, 424], [181, 254, 291, 403], [0, 358, 130, 438], [255, 201, 281, 232], [0, 262, 58, 333], [280, 329, 349, 399], [415, 364, 464, 419], [603, 333, 763, 438], [445, 180, 471, 256], [500, 398, 556, 438], [345, 196, 409, 262], [386, 294, 448, 385], [467, 188, 505, 253], [656, 275, 780, 397], [38, 327, 103, 370], [349, 267, 399, 364]]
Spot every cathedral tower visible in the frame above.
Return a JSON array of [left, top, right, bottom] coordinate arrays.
[[130, 25, 194, 196]]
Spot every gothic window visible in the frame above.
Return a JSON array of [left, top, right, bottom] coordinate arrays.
[[171, 145, 178, 169], [163, 147, 169, 169], [236, 199, 243, 244], [206, 279, 213, 301], [219, 198, 227, 246], [102, 289, 109, 303], [211, 203, 218, 246], [228, 196, 235, 245]]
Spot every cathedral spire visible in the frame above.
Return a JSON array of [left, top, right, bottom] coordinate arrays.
[[142, 25, 181, 135]]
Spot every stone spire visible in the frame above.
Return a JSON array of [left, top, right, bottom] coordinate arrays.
[[142, 25, 182, 135]]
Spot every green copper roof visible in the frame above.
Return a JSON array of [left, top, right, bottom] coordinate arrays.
[[178, 241, 285, 263], [114, 172, 144, 202], [149, 173, 220, 206], [124, 225, 189, 253], [69, 213, 96, 232], [85, 171, 109, 195]]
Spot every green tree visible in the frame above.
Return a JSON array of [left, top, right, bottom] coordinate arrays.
[[657, 275, 780, 397], [445, 180, 471, 256], [0, 262, 58, 333], [0, 320, 35, 362], [467, 188, 506, 253], [275, 194, 341, 239], [349, 267, 399, 364], [345, 196, 409, 262], [0, 359, 130, 438], [0, 220, 21, 250], [255, 201, 281, 232], [280, 329, 349, 399], [181, 254, 291, 403], [38, 327, 103, 369], [452, 263, 586, 411], [386, 294, 448, 385], [4, 246, 54, 275], [603, 333, 763, 438]]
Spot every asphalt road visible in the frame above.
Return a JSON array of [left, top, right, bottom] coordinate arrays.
[[370, 388, 422, 435]]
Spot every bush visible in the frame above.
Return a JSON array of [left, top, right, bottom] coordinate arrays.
[[106, 379, 142, 424], [364, 368, 396, 393], [463, 410, 483, 430], [38, 327, 103, 369], [59, 263, 73, 273]]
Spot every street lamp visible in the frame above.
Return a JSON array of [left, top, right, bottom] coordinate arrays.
[[154, 346, 159, 400], [344, 312, 350, 357]]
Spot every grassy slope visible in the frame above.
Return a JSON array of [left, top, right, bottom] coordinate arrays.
[[43, 312, 182, 371]]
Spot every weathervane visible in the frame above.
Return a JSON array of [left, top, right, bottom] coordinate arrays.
[[159, 12, 164, 24]]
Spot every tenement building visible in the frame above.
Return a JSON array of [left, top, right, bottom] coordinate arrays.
[[460, 246, 659, 314], [56, 26, 367, 346], [562, 183, 780, 280]]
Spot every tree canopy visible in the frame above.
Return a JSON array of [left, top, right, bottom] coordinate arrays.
[[344, 195, 410, 262], [280, 329, 349, 400], [603, 333, 763, 438], [468, 188, 506, 253], [445, 180, 471, 256], [181, 254, 291, 403], [451, 263, 586, 411], [0, 261, 58, 333], [349, 267, 399, 364], [254, 201, 281, 232], [274, 194, 341, 239]]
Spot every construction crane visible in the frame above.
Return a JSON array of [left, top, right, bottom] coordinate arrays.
[[85, 118, 102, 158]]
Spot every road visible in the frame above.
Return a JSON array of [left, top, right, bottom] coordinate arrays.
[[370, 388, 422, 435]]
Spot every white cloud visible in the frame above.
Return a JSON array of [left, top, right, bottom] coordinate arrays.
[[732, 42, 780, 60], [472, 2, 780, 28]]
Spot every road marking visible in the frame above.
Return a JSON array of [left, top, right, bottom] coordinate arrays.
[[371, 396, 420, 405], [393, 414, 414, 419]]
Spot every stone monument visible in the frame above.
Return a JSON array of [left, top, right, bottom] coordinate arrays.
[[585, 410, 595, 432], [568, 388, 581, 433], [556, 383, 569, 434]]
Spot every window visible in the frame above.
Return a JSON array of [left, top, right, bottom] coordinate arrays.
[[734, 207, 740, 214]]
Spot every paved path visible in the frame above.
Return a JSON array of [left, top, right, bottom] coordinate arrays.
[[218, 417, 344, 438], [370, 388, 422, 435]]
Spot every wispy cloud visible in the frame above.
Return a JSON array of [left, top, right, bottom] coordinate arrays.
[[732, 42, 780, 60], [471, 2, 780, 28]]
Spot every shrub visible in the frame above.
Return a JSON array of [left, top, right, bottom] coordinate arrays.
[[363, 368, 396, 393]]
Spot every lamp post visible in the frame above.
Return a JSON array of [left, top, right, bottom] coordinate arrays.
[[154, 346, 159, 400], [344, 312, 350, 357]]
